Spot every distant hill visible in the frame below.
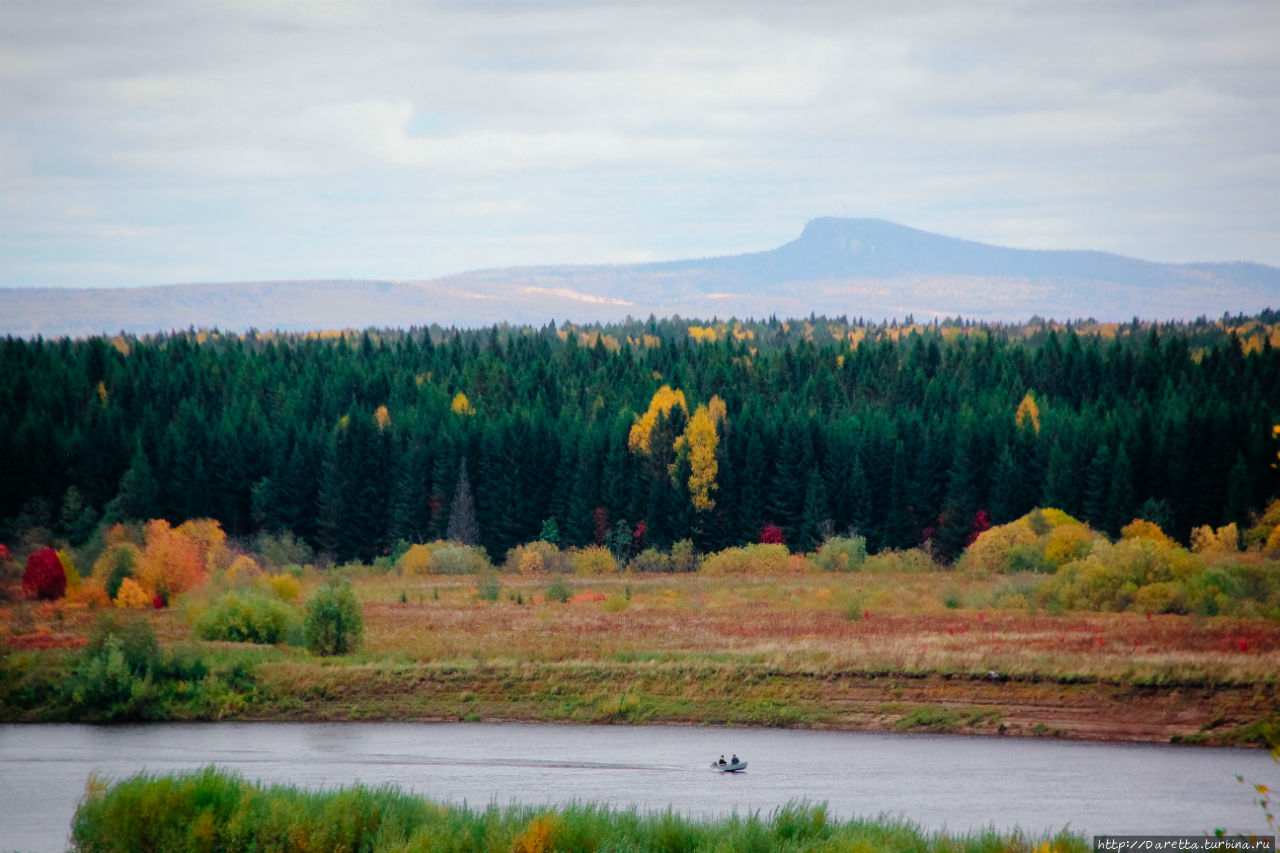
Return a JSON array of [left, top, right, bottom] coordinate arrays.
[[3, 218, 1278, 337]]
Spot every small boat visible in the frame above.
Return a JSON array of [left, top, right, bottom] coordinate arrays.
[[710, 760, 747, 772]]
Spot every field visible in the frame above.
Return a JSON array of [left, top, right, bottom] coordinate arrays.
[[10, 566, 1275, 744], [267, 571, 1280, 743]]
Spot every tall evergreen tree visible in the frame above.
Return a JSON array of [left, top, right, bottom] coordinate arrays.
[[989, 444, 1022, 525], [847, 454, 873, 539], [884, 440, 915, 549], [1081, 444, 1114, 529], [1042, 441, 1078, 513], [799, 469, 832, 551], [1105, 445, 1136, 537], [105, 442, 159, 524]]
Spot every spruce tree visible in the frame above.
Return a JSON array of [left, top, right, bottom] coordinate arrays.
[[1105, 445, 1136, 536], [1041, 441, 1078, 513], [989, 445, 1022, 525], [799, 469, 831, 552], [1081, 444, 1113, 529], [847, 454, 873, 540]]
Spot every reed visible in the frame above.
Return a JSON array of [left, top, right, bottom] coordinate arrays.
[[72, 766, 1089, 853]]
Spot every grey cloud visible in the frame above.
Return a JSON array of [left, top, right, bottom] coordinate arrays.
[[1, 0, 1277, 289]]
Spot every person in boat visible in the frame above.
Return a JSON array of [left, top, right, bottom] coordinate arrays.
[[731, 754, 739, 764], [718, 755, 727, 765]]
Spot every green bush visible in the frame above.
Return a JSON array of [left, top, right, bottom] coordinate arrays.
[[628, 548, 673, 573], [97, 543, 140, 599], [62, 614, 163, 721], [86, 612, 161, 673], [303, 581, 363, 656], [815, 535, 868, 572], [1005, 543, 1052, 573], [255, 530, 314, 568], [504, 540, 569, 574], [64, 633, 158, 721], [1035, 536, 1209, 613], [195, 591, 300, 645], [670, 539, 699, 573], [863, 547, 937, 574], [476, 567, 502, 602], [546, 577, 571, 603], [430, 543, 492, 575]]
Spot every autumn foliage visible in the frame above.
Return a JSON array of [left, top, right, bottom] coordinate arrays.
[[136, 520, 206, 603], [675, 403, 721, 512], [1014, 392, 1040, 434], [960, 507, 1280, 617], [396, 544, 434, 577], [22, 547, 67, 600], [759, 524, 785, 545], [628, 385, 687, 453], [114, 577, 153, 608]]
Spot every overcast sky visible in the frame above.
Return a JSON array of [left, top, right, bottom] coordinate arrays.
[[2, 0, 1278, 288]]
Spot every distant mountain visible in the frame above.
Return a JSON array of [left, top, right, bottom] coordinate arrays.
[[3, 218, 1278, 337]]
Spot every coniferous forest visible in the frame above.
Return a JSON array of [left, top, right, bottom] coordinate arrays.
[[3, 313, 1278, 565]]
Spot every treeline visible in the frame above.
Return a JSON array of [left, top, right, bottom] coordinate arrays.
[[2, 313, 1278, 564]]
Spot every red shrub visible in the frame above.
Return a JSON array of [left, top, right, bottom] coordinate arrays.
[[966, 510, 993, 545], [22, 548, 66, 600], [759, 524, 785, 545], [592, 507, 609, 545]]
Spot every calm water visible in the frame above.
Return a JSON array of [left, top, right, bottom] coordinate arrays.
[[1, 722, 1274, 852]]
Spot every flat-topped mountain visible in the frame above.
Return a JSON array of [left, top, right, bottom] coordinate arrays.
[[676, 217, 1277, 289], [3, 218, 1277, 337]]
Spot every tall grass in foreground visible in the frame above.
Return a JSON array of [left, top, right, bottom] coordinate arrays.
[[72, 766, 1087, 853]]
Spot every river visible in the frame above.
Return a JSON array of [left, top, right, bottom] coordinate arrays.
[[1, 722, 1273, 852]]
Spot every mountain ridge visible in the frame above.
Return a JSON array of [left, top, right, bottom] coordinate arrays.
[[3, 218, 1278, 338]]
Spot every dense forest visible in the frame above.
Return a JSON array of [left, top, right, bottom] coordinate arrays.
[[2, 313, 1278, 564]]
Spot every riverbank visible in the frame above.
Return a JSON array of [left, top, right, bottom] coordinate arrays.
[[243, 658, 1278, 745], [4, 572, 1278, 745], [241, 571, 1280, 745]]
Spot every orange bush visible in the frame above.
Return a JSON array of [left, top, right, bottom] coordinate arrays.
[[137, 519, 206, 600], [1121, 519, 1176, 548], [104, 523, 134, 546], [68, 583, 112, 609], [176, 518, 229, 571]]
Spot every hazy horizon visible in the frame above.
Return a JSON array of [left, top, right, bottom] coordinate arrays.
[[3, 1, 1279, 289]]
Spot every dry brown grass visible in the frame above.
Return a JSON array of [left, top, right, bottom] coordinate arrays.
[[348, 571, 1280, 684], [8, 568, 1278, 740]]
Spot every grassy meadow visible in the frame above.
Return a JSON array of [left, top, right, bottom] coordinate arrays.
[[6, 556, 1278, 744]]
